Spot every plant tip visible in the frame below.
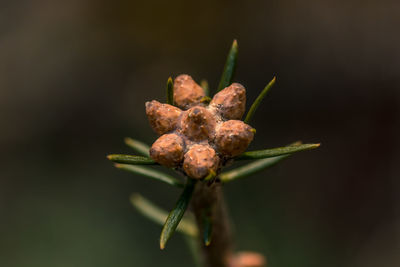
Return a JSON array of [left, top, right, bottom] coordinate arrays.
[[204, 169, 216, 181], [124, 137, 132, 144], [160, 242, 165, 250], [200, 96, 212, 103], [130, 193, 140, 201]]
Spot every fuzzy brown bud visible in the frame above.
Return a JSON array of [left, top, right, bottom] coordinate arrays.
[[149, 133, 184, 167], [173, 74, 205, 110], [183, 144, 219, 179], [215, 120, 254, 157], [211, 83, 246, 120], [230, 252, 266, 267], [145, 100, 182, 135], [179, 106, 216, 141]]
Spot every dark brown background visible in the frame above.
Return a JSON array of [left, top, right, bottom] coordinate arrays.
[[1, 0, 399, 266]]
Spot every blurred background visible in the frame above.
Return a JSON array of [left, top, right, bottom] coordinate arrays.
[[1, 0, 399, 266]]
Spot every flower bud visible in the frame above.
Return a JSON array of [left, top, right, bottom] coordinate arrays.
[[145, 100, 182, 135], [180, 106, 216, 141], [149, 134, 184, 167], [183, 144, 219, 179], [210, 83, 246, 120], [173, 74, 205, 110], [215, 120, 254, 157]]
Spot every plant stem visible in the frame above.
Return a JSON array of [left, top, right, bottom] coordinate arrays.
[[191, 181, 234, 267]]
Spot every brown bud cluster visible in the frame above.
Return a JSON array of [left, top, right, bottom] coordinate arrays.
[[145, 74, 255, 180]]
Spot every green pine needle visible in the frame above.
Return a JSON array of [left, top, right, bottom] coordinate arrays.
[[115, 164, 183, 187], [166, 77, 174, 105], [220, 155, 288, 183], [244, 76, 276, 124], [221, 142, 302, 182], [204, 169, 216, 181], [130, 193, 198, 237], [160, 179, 196, 250], [200, 96, 212, 104], [217, 40, 238, 92], [107, 154, 157, 165], [200, 79, 210, 96], [124, 137, 150, 156], [237, 143, 320, 160], [203, 214, 212, 246]]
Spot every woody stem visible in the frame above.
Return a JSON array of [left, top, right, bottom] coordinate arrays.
[[190, 180, 234, 267]]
